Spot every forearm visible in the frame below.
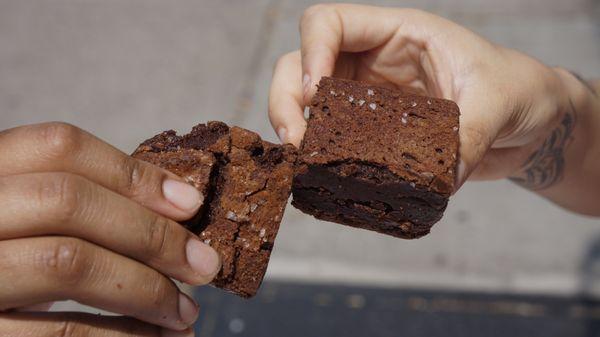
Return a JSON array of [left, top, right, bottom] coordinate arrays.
[[510, 69, 600, 215]]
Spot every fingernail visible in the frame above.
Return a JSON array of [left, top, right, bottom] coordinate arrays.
[[17, 301, 54, 312], [163, 179, 203, 212], [302, 73, 311, 97], [186, 238, 221, 278], [161, 327, 194, 337], [178, 293, 199, 326], [277, 127, 288, 144]]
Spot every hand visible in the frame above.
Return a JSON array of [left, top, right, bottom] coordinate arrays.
[[0, 122, 221, 336], [269, 3, 571, 189]]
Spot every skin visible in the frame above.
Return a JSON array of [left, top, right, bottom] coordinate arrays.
[[0, 122, 222, 337], [269, 3, 600, 216]]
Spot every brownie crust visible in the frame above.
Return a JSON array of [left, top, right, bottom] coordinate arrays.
[[292, 77, 460, 239]]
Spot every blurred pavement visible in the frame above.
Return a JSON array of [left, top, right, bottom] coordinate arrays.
[[0, 0, 599, 317]]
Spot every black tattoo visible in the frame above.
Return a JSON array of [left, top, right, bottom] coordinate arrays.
[[570, 70, 598, 97], [509, 100, 576, 190]]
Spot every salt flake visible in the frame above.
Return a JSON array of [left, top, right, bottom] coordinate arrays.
[[226, 211, 237, 221]]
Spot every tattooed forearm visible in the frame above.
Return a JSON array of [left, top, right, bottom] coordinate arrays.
[[509, 100, 576, 190]]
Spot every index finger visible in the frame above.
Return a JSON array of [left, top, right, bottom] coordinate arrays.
[[299, 4, 432, 100], [0, 122, 202, 222]]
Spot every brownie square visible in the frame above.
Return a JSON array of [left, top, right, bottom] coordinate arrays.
[[133, 122, 296, 298], [292, 77, 460, 239]]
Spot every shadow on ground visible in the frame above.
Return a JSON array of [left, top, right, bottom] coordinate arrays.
[[194, 280, 600, 337]]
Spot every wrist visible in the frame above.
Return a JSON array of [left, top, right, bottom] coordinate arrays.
[[506, 66, 583, 188], [553, 67, 598, 165]]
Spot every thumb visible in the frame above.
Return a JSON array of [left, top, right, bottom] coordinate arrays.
[[454, 90, 506, 190]]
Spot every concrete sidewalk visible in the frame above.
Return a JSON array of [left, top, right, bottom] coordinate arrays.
[[0, 0, 599, 313]]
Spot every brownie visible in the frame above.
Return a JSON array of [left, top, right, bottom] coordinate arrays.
[[132, 148, 216, 197], [133, 122, 296, 298], [292, 77, 460, 239]]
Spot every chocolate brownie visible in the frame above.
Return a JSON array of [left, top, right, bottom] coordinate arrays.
[[133, 122, 296, 298], [132, 148, 215, 198], [292, 77, 460, 239]]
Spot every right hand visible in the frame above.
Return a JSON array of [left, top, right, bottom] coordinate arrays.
[[269, 4, 573, 190], [0, 122, 221, 337]]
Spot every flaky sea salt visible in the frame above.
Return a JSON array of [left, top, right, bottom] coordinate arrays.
[[411, 102, 417, 107], [259, 228, 266, 238], [310, 151, 318, 157], [367, 89, 375, 96], [452, 126, 459, 132], [348, 96, 354, 102], [401, 117, 407, 124], [330, 90, 336, 95], [226, 210, 237, 221], [427, 100, 432, 105], [422, 172, 434, 180], [368, 103, 377, 110]]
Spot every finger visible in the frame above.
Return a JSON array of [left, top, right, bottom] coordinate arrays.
[[0, 236, 199, 331], [0, 312, 194, 337], [0, 122, 202, 221], [299, 4, 435, 100], [269, 51, 307, 146], [0, 172, 221, 285], [454, 88, 507, 189]]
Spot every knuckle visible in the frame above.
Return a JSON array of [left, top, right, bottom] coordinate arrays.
[[36, 122, 81, 161], [118, 156, 162, 200], [142, 215, 171, 261], [36, 173, 84, 224], [144, 274, 173, 309], [37, 238, 89, 287], [302, 3, 333, 24]]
